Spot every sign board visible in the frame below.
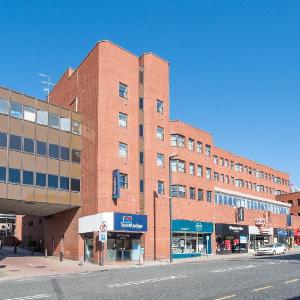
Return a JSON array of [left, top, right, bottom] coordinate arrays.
[[172, 220, 214, 233], [140, 247, 145, 254], [99, 221, 107, 242], [114, 213, 148, 232], [112, 169, 120, 200], [237, 207, 244, 222]]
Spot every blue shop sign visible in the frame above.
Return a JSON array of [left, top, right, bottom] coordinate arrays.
[[114, 213, 147, 232], [277, 229, 288, 237], [172, 220, 214, 233]]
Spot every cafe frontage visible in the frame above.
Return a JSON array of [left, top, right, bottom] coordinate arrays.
[[172, 219, 214, 259]]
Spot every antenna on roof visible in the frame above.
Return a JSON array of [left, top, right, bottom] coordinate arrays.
[[39, 73, 55, 102]]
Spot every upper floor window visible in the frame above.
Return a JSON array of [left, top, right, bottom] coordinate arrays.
[[198, 189, 203, 201], [0, 132, 7, 148], [60, 176, 69, 191], [189, 163, 195, 175], [49, 113, 60, 129], [156, 126, 164, 141], [171, 185, 186, 198], [36, 110, 48, 126], [48, 174, 59, 189], [49, 144, 59, 159], [72, 120, 81, 135], [139, 151, 144, 165], [139, 97, 144, 110], [71, 178, 81, 192], [0, 98, 9, 115], [188, 138, 194, 151], [213, 155, 218, 165], [206, 168, 211, 180], [214, 172, 219, 181], [171, 159, 185, 173], [23, 138, 34, 154], [156, 100, 164, 114], [36, 140, 47, 156], [119, 83, 128, 99], [60, 117, 71, 132], [24, 106, 36, 123], [72, 149, 80, 163], [197, 165, 203, 177], [196, 141, 202, 153], [36, 172, 46, 187], [171, 134, 185, 147], [139, 124, 144, 137], [9, 168, 20, 184], [10, 101, 23, 119], [139, 71, 144, 85], [120, 173, 128, 189], [9, 135, 21, 151], [205, 144, 211, 156], [158, 181, 164, 195], [118, 113, 128, 128], [224, 159, 229, 167], [220, 158, 224, 166], [207, 191, 212, 202], [156, 153, 164, 167], [0, 166, 6, 182], [189, 187, 195, 200], [235, 163, 243, 172], [139, 179, 144, 193], [119, 142, 128, 158], [60, 146, 70, 161]]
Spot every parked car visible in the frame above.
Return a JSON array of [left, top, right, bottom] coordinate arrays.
[[257, 243, 286, 255]]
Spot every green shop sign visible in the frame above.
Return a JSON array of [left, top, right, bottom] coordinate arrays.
[[172, 219, 214, 233]]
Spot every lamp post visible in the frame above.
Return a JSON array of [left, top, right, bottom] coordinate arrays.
[[169, 154, 178, 263]]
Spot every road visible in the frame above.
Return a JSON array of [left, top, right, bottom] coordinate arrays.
[[1, 253, 300, 300]]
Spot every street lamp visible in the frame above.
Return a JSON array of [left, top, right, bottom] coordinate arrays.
[[169, 154, 178, 263]]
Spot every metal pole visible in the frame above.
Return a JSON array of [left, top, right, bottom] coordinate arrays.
[[169, 157, 173, 263]]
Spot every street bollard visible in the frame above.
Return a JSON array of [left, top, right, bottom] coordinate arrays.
[[44, 248, 48, 259], [79, 256, 84, 266], [14, 245, 17, 253], [60, 251, 64, 262]]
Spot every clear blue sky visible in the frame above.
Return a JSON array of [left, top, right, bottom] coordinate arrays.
[[0, 1, 299, 186]]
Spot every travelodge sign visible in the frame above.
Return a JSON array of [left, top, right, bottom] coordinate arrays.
[[114, 213, 147, 232]]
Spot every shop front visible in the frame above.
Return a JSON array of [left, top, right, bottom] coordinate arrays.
[[294, 229, 300, 246], [79, 212, 147, 263], [274, 228, 288, 245], [216, 223, 249, 254], [172, 220, 213, 259], [249, 226, 273, 251]]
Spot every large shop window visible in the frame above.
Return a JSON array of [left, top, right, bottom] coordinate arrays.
[[172, 233, 205, 256]]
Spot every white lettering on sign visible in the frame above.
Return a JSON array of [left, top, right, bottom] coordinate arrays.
[[120, 222, 143, 230], [255, 218, 266, 226], [229, 226, 243, 231]]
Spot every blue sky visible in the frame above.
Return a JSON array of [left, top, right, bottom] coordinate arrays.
[[0, 0, 299, 186]]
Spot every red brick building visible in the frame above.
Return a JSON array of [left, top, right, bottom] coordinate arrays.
[[20, 40, 300, 262]]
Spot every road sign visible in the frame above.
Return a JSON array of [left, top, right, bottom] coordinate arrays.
[[99, 221, 107, 242]]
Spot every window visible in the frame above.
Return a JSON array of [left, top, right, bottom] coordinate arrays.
[[23, 170, 34, 185], [119, 142, 128, 158], [205, 144, 211, 156], [36, 141, 47, 156], [220, 158, 224, 166], [119, 83, 128, 98], [139, 179, 144, 193], [288, 200, 293, 206], [225, 175, 229, 184], [9, 168, 20, 184], [198, 189, 203, 201], [189, 163, 195, 175], [196, 141, 202, 153], [224, 159, 229, 167], [139, 97, 144, 110], [171, 185, 186, 198], [220, 174, 224, 182], [36, 110, 48, 126], [207, 191, 212, 202], [60, 176, 69, 191], [156, 153, 164, 167], [36, 173, 46, 187], [206, 168, 211, 180], [156, 126, 164, 141], [0, 98, 9, 115], [230, 176, 234, 185], [139, 70, 144, 84], [71, 178, 80, 192], [24, 106, 36, 122], [120, 173, 128, 189], [171, 134, 185, 147], [23, 138, 34, 154], [9, 135, 22, 151], [60, 147, 70, 161], [72, 149, 80, 163], [189, 187, 195, 199], [214, 172, 219, 181], [118, 113, 128, 128], [10, 101, 23, 119], [171, 159, 185, 173], [0, 166, 6, 182], [72, 120, 81, 135], [298, 199, 300, 206], [197, 165, 203, 177], [49, 144, 59, 159], [139, 151, 144, 165], [0, 132, 7, 148], [213, 156, 218, 165], [49, 113, 60, 129], [156, 100, 164, 114], [158, 181, 164, 195], [188, 138, 194, 151], [60, 117, 71, 132], [139, 124, 144, 137]]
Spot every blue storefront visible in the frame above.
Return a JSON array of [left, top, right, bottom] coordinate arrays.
[[107, 212, 147, 261], [172, 219, 214, 259]]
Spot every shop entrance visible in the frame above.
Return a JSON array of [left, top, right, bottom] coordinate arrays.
[[83, 233, 94, 263], [107, 232, 142, 261]]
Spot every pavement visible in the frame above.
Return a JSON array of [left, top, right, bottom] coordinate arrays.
[[1, 248, 300, 299]]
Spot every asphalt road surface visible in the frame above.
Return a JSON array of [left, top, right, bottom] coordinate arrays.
[[1, 253, 300, 300]]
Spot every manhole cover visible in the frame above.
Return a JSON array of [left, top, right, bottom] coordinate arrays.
[[35, 266, 46, 269], [0, 265, 6, 268]]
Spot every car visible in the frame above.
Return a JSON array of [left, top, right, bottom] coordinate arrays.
[[257, 243, 286, 255]]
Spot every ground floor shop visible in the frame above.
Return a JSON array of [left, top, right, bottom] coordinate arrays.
[[274, 228, 288, 245], [249, 226, 273, 251], [294, 229, 300, 246], [172, 220, 213, 258], [216, 223, 249, 254], [79, 212, 147, 263]]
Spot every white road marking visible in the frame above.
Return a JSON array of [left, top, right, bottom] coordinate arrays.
[[253, 285, 272, 292], [107, 275, 187, 288], [215, 295, 236, 300], [211, 264, 257, 273], [284, 278, 299, 283], [5, 294, 50, 300]]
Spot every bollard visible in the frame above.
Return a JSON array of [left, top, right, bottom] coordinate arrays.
[[79, 256, 84, 266], [60, 251, 64, 262], [14, 245, 17, 254], [44, 248, 48, 259]]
